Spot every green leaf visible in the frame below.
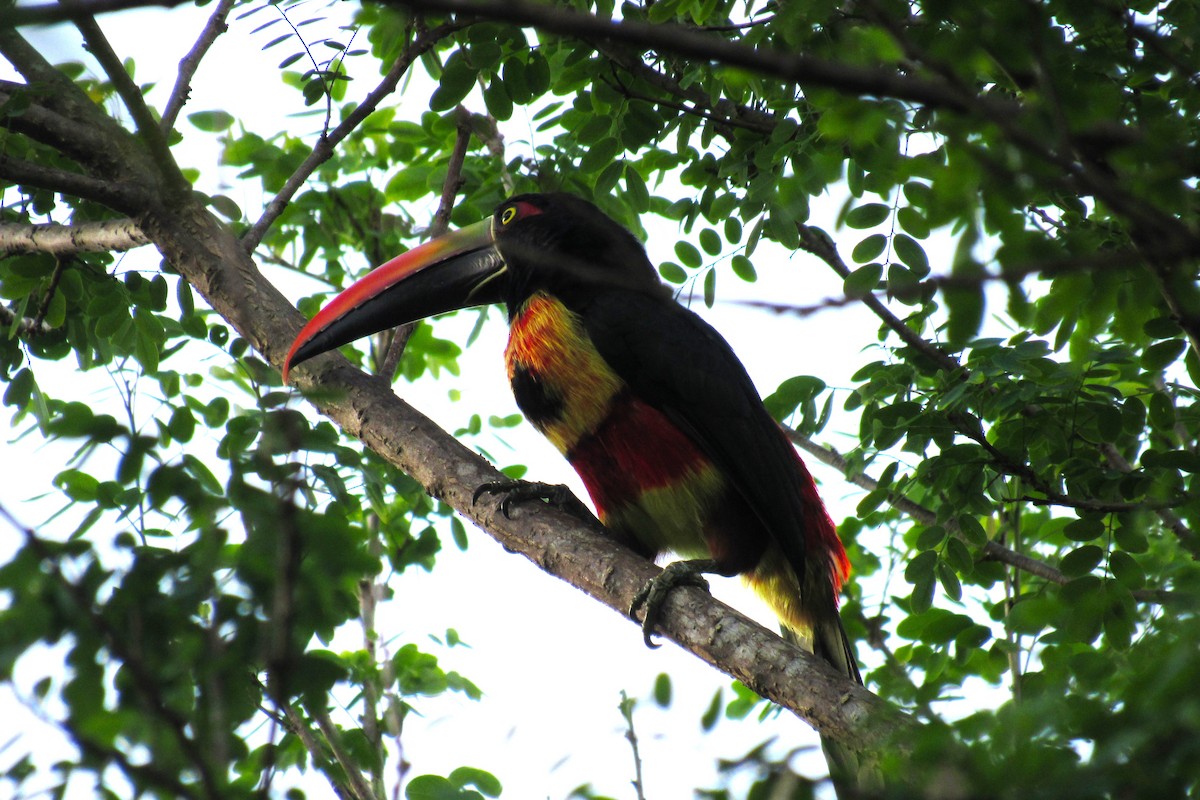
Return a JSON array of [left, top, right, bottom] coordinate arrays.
[[844, 263, 883, 298], [429, 51, 476, 112], [893, 233, 930, 275], [482, 79, 512, 121], [624, 165, 649, 212], [449, 767, 502, 797], [1141, 339, 1186, 371], [844, 202, 891, 229], [730, 254, 757, 282], [851, 234, 887, 264], [653, 672, 672, 708], [674, 241, 702, 268], [187, 110, 234, 132], [699, 228, 722, 256], [579, 137, 621, 174], [406, 775, 469, 800], [659, 261, 686, 284], [1061, 545, 1104, 577]]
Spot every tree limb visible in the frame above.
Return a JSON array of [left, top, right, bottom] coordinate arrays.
[[0, 218, 149, 255], [385, 0, 974, 109], [72, 11, 189, 196], [0, 153, 152, 211]]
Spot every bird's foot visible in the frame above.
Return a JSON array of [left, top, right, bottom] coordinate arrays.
[[472, 479, 597, 524], [629, 559, 719, 649]]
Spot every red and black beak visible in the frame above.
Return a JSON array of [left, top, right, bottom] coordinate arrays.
[[282, 218, 505, 382]]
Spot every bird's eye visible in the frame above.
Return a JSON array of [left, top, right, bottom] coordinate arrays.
[[500, 206, 518, 225]]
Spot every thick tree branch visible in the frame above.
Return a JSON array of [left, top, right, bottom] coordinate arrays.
[[0, 153, 152, 211], [161, 0, 236, 133], [240, 20, 469, 253], [386, 0, 973, 109], [0, 218, 149, 254], [72, 12, 188, 195]]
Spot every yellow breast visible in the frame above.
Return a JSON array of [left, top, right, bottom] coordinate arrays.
[[504, 292, 623, 454]]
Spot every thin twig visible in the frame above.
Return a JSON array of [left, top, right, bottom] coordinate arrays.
[[31, 257, 67, 329], [378, 105, 473, 380], [796, 224, 961, 373], [619, 692, 647, 800], [161, 0, 236, 133], [241, 20, 468, 253], [310, 704, 377, 800]]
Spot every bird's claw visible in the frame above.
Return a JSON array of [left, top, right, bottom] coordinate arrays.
[[472, 479, 590, 521], [629, 559, 716, 648]]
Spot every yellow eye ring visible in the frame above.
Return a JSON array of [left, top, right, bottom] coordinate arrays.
[[500, 206, 517, 225]]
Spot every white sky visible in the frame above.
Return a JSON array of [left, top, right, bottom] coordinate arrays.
[[0, 4, 981, 799]]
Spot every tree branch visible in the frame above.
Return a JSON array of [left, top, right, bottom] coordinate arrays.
[[0, 153, 152, 212], [796, 224, 961, 374], [6, 0, 192, 25], [240, 20, 469, 253], [161, 0, 236, 134], [0, 303, 53, 337], [0, 218, 149, 255], [378, 104, 472, 380], [72, 10, 188, 195], [385, 0, 973, 109]]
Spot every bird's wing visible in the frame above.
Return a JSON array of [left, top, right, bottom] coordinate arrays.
[[579, 290, 815, 582]]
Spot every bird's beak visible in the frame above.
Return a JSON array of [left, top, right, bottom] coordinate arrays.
[[282, 218, 505, 382]]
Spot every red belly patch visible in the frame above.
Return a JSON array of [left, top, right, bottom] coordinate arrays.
[[568, 395, 712, 516]]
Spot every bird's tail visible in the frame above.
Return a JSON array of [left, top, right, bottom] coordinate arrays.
[[746, 551, 879, 798], [783, 618, 879, 799]]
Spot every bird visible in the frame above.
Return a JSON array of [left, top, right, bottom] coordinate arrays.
[[283, 192, 868, 793]]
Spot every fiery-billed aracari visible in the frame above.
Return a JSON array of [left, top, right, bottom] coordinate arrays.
[[283, 193, 864, 786]]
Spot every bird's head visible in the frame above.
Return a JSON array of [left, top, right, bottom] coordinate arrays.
[[282, 192, 666, 382]]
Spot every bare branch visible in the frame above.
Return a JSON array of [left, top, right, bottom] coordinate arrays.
[[0, 218, 149, 255], [161, 0, 237, 133], [796, 224, 962, 374], [378, 104, 473, 380], [386, 0, 973, 109], [0, 153, 151, 211], [240, 20, 469, 253], [72, 12, 188, 194], [0, 302, 53, 337], [7, 0, 192, 25]]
